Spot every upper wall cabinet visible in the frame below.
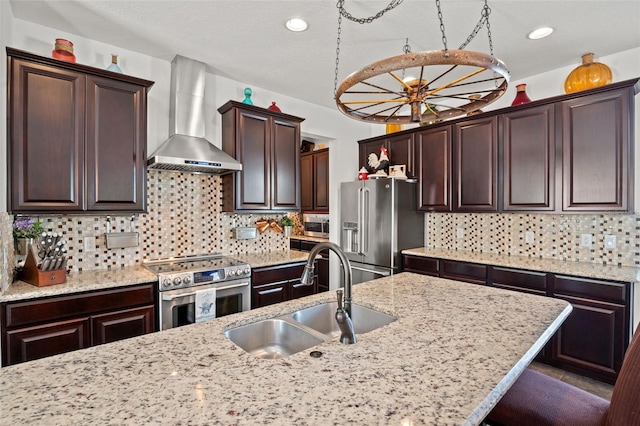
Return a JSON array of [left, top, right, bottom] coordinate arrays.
[[301, 148, 329, 212], [7, 48, 154, 214], [218, 101, 304, 213], [358, 132, 416, 178], [358, 77, 639, 213]]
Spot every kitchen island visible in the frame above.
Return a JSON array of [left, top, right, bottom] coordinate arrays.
[[0, 272, 571, 425]]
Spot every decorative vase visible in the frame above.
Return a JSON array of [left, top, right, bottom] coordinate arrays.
[[267, 102, 281, 112], [15, 238, 34, 256], [242, 87, 254, 105], [511, 83, 532, 106], [106, 54, 123, 73], [386, 123, 402, 134], [283, 226, 293, 238], [52, 38, 76, 63], [564, 53, 612, 94]]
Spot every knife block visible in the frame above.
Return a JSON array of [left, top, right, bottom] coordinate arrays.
[[21, 247, 66, 287]]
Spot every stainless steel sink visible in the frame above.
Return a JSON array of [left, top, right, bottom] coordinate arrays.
[[292, 302, 396, 338], [224, 318, 325, 359]]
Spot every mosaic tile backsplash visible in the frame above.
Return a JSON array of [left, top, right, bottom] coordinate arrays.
[[3, 170, 639, 293], [425, 212, 640, 267]]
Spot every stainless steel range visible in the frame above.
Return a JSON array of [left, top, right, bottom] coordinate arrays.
[[143, 254, 251, 330]]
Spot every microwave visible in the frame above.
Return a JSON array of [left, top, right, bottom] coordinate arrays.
[[303, 213, 329, 238]]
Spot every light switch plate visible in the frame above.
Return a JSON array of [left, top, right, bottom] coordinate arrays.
[[580, 233, 593, 247], [456, 228, 464, 239], [604, 234, 617, 250], [525, 231, 534, 244]]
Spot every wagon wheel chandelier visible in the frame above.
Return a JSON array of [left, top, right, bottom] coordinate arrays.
[[334, 0, 510, 124]]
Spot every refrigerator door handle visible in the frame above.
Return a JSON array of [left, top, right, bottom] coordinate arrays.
[[359, 187, 369, 256]]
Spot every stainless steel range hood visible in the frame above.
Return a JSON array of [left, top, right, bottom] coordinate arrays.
[[147, 55, 242, 175]]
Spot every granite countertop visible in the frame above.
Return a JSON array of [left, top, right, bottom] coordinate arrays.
[[0, 250, 311, 303], [0, 272, 571, 425], [403, 247, 640, 283], [0, 264, 157, 303], [289, 235, 331, 243]]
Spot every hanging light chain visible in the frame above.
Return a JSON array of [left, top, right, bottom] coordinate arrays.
[[334, 0, 405, 94], [435, 0, 448, 56], [458, 0, 494, 55], [484, 1, 494, 56]]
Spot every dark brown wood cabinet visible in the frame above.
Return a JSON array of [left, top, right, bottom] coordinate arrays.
[[300, 148, 329, 212], [550, 275, 630, 384], [219, 101, 304, 213], [561, 88, 632, 211], [454, 116, 499, 212], [401, 253, 632, 384], [1, 283, 156, 366], [501, 104, 556, 211], [7, 48, 153, 214], [251, 262, 316, 309], [358, 132, 416, 178], [415, 126, 452, 211]]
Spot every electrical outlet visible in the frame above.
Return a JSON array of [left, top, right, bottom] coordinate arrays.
[[525, 231, 534, 244], [456, 228, 464, 239], [580, 233, 593, 247], [84, 236, 95, 252], [604, 234, 616, 250]]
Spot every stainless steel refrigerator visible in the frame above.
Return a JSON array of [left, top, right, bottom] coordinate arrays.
[[340, 179, 424, 284]]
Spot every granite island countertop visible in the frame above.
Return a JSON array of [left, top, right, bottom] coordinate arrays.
[[0, 272, 571, 426]]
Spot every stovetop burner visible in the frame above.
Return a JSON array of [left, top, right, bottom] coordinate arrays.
[[143, 253, 251, 290]]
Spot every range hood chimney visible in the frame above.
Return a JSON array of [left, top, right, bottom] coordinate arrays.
[[147, 55, 242, 174]]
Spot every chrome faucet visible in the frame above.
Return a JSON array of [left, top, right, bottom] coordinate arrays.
[[300, 241, 356, 344]]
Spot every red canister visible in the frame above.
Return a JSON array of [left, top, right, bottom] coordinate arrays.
[[52, 38, 76, 63]]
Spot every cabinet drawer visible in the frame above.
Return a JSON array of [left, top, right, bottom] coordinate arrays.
[[289, 239, 302, 250], [4, 283, 156, 329], [402, 255, 439, 276], [91, 305, 155, 346], [440, 260, 487, 284], [552, 275, 629, 304], [251, 263, 307, 286], [490, 267, 548, 295], [300, 241, 318, 252]]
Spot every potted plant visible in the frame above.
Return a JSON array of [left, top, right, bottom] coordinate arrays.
[[13, 217, 44, 256], [280, 215, 294, 237]]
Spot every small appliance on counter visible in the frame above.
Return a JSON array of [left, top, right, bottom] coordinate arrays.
[[303, 213, 330, 238]]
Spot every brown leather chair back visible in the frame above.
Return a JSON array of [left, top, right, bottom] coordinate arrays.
[[606, 327, 640, 425]]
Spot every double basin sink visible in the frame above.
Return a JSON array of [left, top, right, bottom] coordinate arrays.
[[224, 301, 396, 359]]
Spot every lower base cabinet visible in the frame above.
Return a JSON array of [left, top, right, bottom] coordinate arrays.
[[1, 283, 156, 366], [251, 262, 317, 309], [402, 254, 631, 384]]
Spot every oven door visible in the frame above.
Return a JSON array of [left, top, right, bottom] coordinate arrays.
[[159, 279, 251, 331]]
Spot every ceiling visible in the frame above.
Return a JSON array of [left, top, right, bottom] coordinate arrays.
[[9, 1, 640, 112]]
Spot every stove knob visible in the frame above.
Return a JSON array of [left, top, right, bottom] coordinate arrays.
[[182, 276, 191, 285], [173, 277, 182, 286], [163, 278, 172, 288], [243, 267, 251, 275], [227, 269, 236, 277]]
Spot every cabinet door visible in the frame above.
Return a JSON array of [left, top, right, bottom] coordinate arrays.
[[300, 153, 314, 211], [440, 260, 487, 285], [9, 58, 85, 212], [402, 255, 439, 277], [313, 149, 330, 211], [386, 133, 415, 178], [502, 104, 556, 211], [271, 118, 301, 210], [561, 89, 631, 211], [5, 318, 90, 366], [236, 111, 271, 210], [454, 117, 498, 211], [489, 266, 548, 296], [416, 126, 452, 212], [359, 138, 387, 173], [86, 76, 147, 211], [317, 257, 330, 293], [91, 305, 155, 346]]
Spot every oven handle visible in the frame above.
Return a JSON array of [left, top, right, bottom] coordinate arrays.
[[161, 281, 250, 301]]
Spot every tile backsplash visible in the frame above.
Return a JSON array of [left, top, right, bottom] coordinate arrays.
[[425, 212, 640, 267], [3, 170, 639, 293]]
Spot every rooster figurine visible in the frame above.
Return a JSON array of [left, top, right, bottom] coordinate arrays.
[[367, 146, 390, 176]]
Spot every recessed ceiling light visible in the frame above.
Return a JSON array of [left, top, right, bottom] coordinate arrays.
[[527, 27, 554, 40], [286, 18, 308, 32]]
